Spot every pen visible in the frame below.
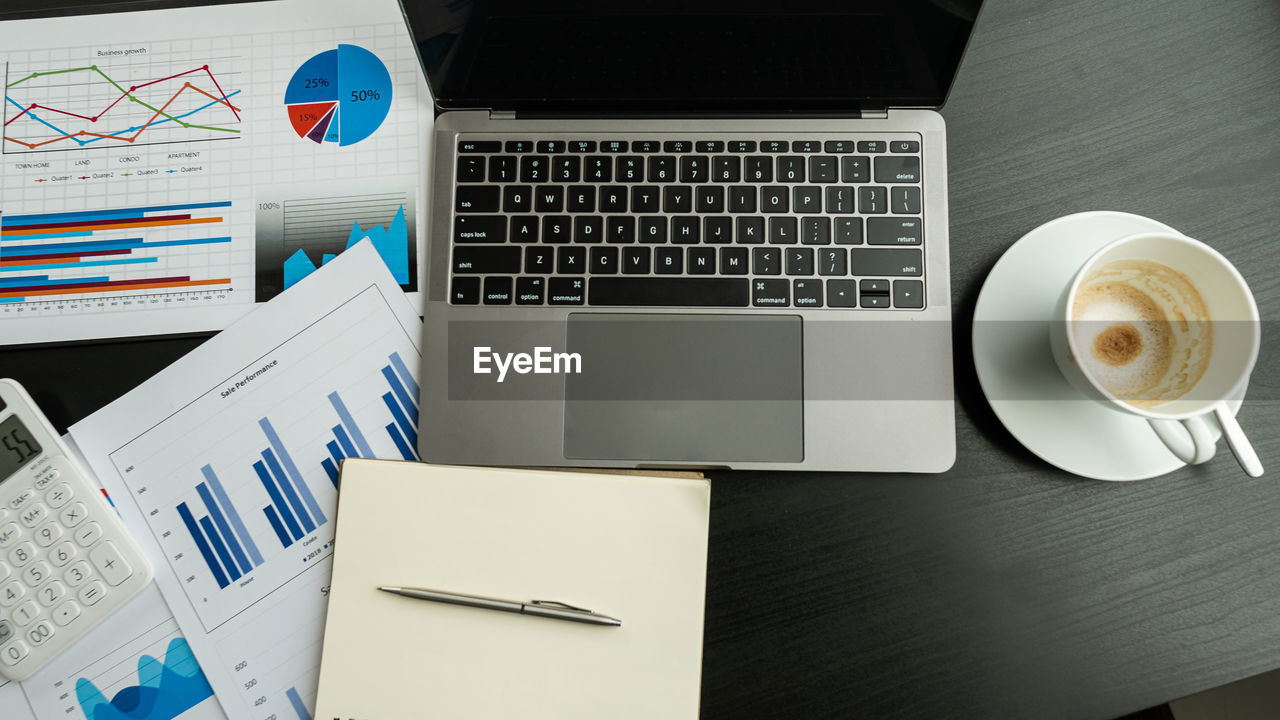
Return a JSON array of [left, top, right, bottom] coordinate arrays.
[[378, 586, 622, 627]]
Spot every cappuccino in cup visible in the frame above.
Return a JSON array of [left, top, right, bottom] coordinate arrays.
[[1070, 259, 1211, 408]]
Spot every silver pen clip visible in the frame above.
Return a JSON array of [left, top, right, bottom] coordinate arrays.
[[529, 599, 594, 613]]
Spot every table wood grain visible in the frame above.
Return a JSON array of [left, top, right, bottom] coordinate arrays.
[[1, 1, 1277, 718]]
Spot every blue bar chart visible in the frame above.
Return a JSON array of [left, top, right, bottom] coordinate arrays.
[[176, 466, 264, 589]]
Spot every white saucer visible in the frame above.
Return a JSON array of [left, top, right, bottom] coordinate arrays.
[[972, 211, 1242, 481]]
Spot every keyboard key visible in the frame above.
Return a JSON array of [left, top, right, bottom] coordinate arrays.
[[599, 186, 627, 212], [488, 156, 517, 182], [696, 186, 724, 213], [454, 216, 506, 243], [543, 216, 571, 243], [894, 279, 925, 309], [712, 156, 741, 183], [824, 140, 855, 153], [548, 278, 586, 305], [793, 279, 823, 307], [505, 140, 533, 152], [752, 247, 780, 275], [455, 186, 500, 212], [859, 186, 887, 214], [631, 186, 659, 212], [761, 140, 788, 153], [875, 156, 921, 183], [590, 247, 619, 274], [573, 216, 603, 242], [536, 140, 564, 153], [826, 186, 855, 214], [828, 280, 857, 307], [793, 187, 822, 214], [768, 217, 797, 244], [647, 156, 676, 182], [622, 247, 651, 274], [794, 140, 821, 153], [892, 187, 921, 214], [809, 156, 837, 182], [861, 293, 891, 308], [697, 141, 724, 152], [786, 248, 814, 275], [557, 247, 586, 274], [607, 216, 636, 243], [533, 186, 563, 212], [860, 279, 890, 294], [671, 217, 700, 244], [663, 140, 693, 153], [483, 277, 513, 304], [451, 277, 480, 304], [458, 140, 499, 153], [744, 156, 772, 182], [584, 156, 612, 182], [867, 217, 922, 245], [777, 156, 805, 182], [819, 248, 847, 275], [524, 247, 554, 274], [569, 140, 596, 153], [719, 247, 748, 274], [617, 156, 644, 182], [841, 156, 870, 183], [517, 155, 547, 182], [553, 155, 580, 182], [752, 279, 790, 306], [802, 217, 831, 245], [737, 217, 765, 244], [704, 217, 732, 244], [502, 186, 532, 212], [850, 248, 923, 276], [89, 542, 133, 586], [728, 186, 756, 213], [891, 140, 920, 153], [452, 246, 521, 274], [654, 247, 683, 274], [857, 140, 886, 153], [680, 156, 708, 183], [78, 580, 105, 606], [589, 278, 749, 306], [638, 217, 667, 243], [633, 140, 659, 153], [835, 218, 864, 245], [457, 156, 485, 182], [600, 141, 628, 152], [688, 247, 717, 275], [761, 187, 788, 213], [728, 141, 756, 152], [663, 187, 693, 213], [515, 277, 545, 305]]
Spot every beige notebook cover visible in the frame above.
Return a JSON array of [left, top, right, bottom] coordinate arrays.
[[315, 459, 711, 719]]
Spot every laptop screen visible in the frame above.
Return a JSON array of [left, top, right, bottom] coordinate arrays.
[[401, 0, 982, 115]]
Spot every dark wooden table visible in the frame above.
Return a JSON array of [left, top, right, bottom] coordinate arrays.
[[3, 1, 1278, 718]]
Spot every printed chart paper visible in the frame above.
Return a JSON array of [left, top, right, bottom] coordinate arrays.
[[0, 0, 430, 344], [69, 242, 423, 720]]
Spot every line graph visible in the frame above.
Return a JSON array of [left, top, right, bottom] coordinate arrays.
[[3, 59, 243, 153]]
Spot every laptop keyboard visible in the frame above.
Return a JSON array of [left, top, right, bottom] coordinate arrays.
[[448, 136, 925, 310]]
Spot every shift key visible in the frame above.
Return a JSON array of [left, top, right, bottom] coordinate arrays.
[[454, 215, 506, 243], [453, 246, 522, 274], [850, 248, 922, 276]]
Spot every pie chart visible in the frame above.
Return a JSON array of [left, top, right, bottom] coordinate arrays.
[[285, 44, 392, 147]]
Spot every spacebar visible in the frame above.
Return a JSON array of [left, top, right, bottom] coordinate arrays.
[[588, 277, 750, 307]]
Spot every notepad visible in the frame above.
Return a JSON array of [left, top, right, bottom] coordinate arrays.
[[315, 459, 710, 720]]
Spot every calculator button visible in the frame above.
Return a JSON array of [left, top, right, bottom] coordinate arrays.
[[0, 561, 9, 582], [34, 467, 59, 489], [90, 543, 133, 586], [64, 561, 92, 588], [1, 640, 28, 667], [78, 581, 105, 606], [59, 502, 88, 528], [0, 619, 12, 645], [34, 521, 62, 547], [26, 619, 55, 646], [0, 523, 19, 547], [53, 600, 81, 626], [9, 542, 36, 567], [44, 483, 73, 509], [19, 502, 48, 528], [38, 580, 67, 608], [12, 600, 40, 626], [0, 581, 25, 607], [50, 542, 76, 567], [23, 561, 52, 586], [74, 522, 102, 547], [8, 488, 35, 510]]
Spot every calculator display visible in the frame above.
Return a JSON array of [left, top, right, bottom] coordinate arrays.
[[0, 414, 42, 483]]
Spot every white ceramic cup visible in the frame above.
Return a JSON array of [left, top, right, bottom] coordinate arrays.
[[1049, 231, 1263, 477]]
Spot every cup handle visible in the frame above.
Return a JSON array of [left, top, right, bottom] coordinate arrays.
[[1214, 404, 1264, 477], [1148, 416, 1216, 465]]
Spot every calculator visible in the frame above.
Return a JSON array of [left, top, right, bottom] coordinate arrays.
[[0, 379, 153, 681]]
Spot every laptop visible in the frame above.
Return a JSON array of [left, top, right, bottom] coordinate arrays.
[[401, 0, 982, 471]]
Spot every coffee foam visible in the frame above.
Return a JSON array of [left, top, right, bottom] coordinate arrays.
[[1070, 258, 1212, 408]]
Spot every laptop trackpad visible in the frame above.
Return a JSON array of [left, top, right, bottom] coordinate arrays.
[[563, 314, 803, 463]]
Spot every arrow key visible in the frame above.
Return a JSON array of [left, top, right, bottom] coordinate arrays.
[[827, 280, 857, 308], [893, 279, 924, 309]]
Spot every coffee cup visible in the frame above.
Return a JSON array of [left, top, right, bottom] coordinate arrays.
[[1049, 231, 1263, 477]]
